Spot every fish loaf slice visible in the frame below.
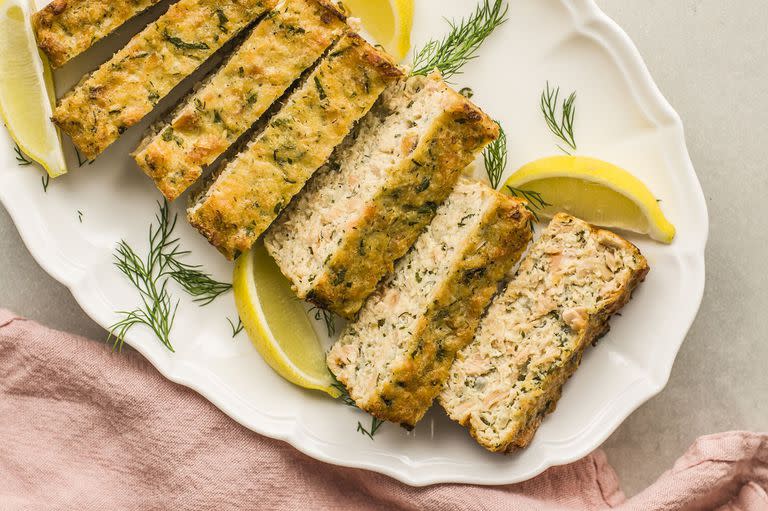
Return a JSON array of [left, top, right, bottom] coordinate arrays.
[[133, 0, 347, 201], [328, 179, 533, 428], [187, 32, 402, 260], [53, 0, 277, 158], [440, 213, 649, 452], [265, 72, 499, 319]]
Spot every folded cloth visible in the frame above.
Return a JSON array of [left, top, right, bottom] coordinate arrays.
[[0, 309, 766, 511]]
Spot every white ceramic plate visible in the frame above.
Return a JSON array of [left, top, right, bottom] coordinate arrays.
[[0, 0, 708, 485]]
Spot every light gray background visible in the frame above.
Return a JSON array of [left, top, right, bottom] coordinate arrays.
[[1, 0, 766, 497]]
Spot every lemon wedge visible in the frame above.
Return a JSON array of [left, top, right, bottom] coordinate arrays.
[[341, 0, 414, 62], [505, 156, 676, 243], [233, 243, 340, 397], [0, 0, 66, 178]]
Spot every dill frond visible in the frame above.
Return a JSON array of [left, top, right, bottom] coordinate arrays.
[[506, 186, 551, 222], [75, 147, 94, 167], [109, 201, 179, 351], [109, 201, 231, 351], [166, 254, 232, 305], [540, 81, 577, 153], [150, 202, 232, 305], [109, 239, 179, 352], [41, 174, 50, 193], [357, 417, 385, 440], [227, 316, 244, 337], [483, 121, 507, 189], [332, 380, 386, 440], [411, 0, 508, 79], [14, 144, 32, 166], [310, 306, 336, 337], [332, 382, 357, 407]]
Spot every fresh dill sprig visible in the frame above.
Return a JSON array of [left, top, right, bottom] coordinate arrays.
[[310, 306, 336, 337], [483, 121, 507, 189], [166, 255, 232, 306], [357, 417, 385, 440], [109, 201, 232, 351], [109, 201, 180, 352], [506, 186, 551, 222], [130, 203, 232, 306], [110, 244, 179, 352], [483, 124, 551, 227], [17, 143, 52, 193], [483, 121, 553, 221], [541, 82, 577, 153], [411, 0, 508, 79], [332, 382, 357, 407], [332, 381, 386, 440], [77, 210, 83, 223], [227, 316, 244, 337], [14, 144, 32, 166]]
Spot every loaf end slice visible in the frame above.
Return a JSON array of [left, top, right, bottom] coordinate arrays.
[[52, 0, 277, 159], [440, 213, 649, 452]]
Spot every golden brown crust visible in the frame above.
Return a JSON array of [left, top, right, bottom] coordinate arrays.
[[52, 0, 277, 159], [307, 79, 500, 319], [363, 193, 533, 428], [33, 0, 164, 68], [346, 31, 404, 79], [311, 0, 348, 22], [187, 33, 403, 260], [132, 0, 347, 201]]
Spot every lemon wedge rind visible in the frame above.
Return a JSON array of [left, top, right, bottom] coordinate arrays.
[[0, 0, 67, 178], [233, 243, 340, 398], [342, 0, 414, 62], [506, 155, 676, 244]]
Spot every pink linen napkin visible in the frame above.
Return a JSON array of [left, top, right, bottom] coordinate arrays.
[[0, 308, 766, 511]]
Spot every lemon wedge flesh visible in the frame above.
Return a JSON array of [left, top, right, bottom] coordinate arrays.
[[0, 0, 66, 178], [233, 243, 340, 397], [342, 0, 414, 62], [505, 156, 676, 243]]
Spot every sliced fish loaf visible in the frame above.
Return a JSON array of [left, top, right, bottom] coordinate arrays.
[[33, 0, 165, 68], [53, 0, 278, 159], [440, 213, 649, 452], [133, 0, 347, 201], [265, 73, 499, 319], [187, 33, 402, 260], [327, 179, 533, 428]]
